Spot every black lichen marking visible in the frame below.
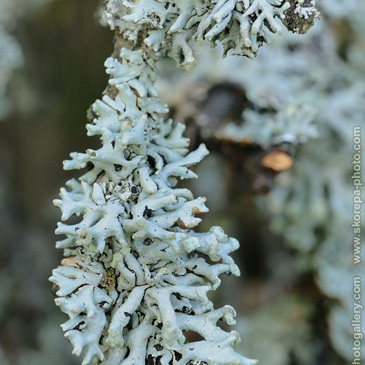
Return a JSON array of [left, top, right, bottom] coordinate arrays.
[[147, 155, 157, 169], [144, 238, 153, 245], [174, 351, 183, 361], [143, 206, 153, 218], [87, 162, 95, 171]]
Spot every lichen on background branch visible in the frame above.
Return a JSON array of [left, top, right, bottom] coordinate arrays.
[[50, 0, 319, 364], [101, 0, 319, 69]]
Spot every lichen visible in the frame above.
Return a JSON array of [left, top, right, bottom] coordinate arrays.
[[50, 44, 257, 364], [100, 0, 319, 68], [50, 0, 320, 364]]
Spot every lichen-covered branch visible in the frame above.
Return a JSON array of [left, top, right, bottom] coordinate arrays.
[[50, 0, 319, 364], [101, 0, 319, 69]]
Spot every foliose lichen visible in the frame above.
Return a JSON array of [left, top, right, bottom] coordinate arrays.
[[50, 0, 319, 364], [101, 0, 319, 68]]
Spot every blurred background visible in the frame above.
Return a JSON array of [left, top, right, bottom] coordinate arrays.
[[0, 0, 364, 364]]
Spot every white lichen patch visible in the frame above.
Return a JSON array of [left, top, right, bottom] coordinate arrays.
[[217, 102, 318, 148]]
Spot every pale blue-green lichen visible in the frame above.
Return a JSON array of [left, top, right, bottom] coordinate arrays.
[[101, 0, 319, 69], [50, 0, 320, 364], [50, 45, 255, 365]]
